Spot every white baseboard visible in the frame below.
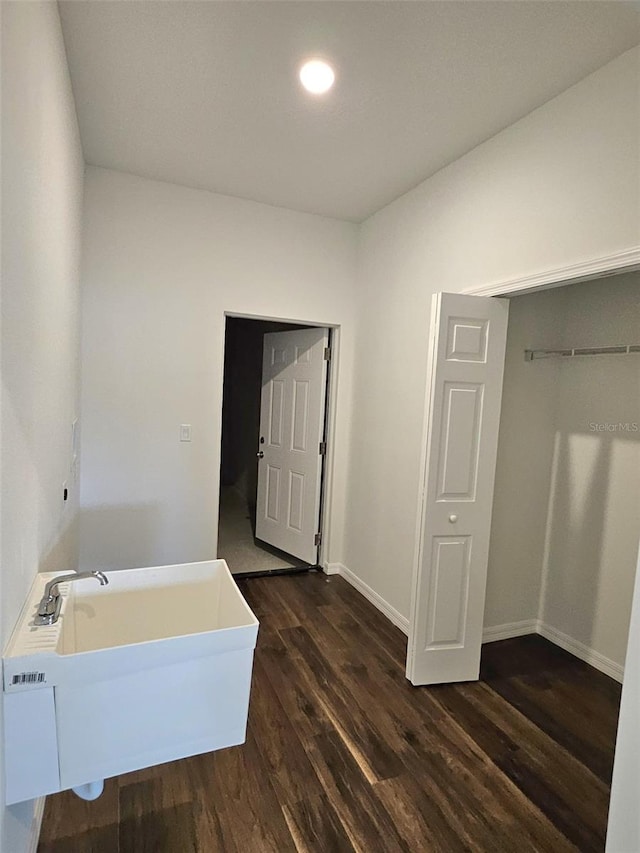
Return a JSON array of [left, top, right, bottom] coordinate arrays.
[[29, 797, 45, 853], [329, 569, 624, 682], [336, 565, 409, 635], [482, 619, 538, 643], [537, 621, 624, 683]]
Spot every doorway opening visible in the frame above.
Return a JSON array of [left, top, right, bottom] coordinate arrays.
[[218, 316, 332, 577]]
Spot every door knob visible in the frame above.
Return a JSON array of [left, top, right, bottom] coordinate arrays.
[[257, 451, 264, 459], [448, 514, 458, 523]]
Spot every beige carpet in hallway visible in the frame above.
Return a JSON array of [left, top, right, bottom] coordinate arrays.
[[217, 487, 303, 574]]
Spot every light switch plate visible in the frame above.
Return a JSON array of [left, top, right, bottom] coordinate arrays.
[[180, 424, 192, 442]]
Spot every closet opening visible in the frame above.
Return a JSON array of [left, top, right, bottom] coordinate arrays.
[[483, 271, 640, 681]]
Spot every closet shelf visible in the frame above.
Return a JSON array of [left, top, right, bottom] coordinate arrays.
[[524, 345, 640, 362]]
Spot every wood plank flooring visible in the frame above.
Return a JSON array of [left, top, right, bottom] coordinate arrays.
[[38, 572, 621, 853]]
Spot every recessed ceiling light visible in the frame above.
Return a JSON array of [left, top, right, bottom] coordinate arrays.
[[299, 59, 335, 95]]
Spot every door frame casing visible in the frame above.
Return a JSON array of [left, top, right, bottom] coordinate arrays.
[[216, 311, 341, 571], [461, 247, 640, 298]]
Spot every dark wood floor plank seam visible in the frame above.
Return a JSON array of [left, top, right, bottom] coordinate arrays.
[[486, 676, 616, 783], [246, 654, 328, 805], [279, 623, 406, 782], [426, 683, 608, 851], [304, 729, 410, 853], [280, 795, 358, 853], [279, 584, 577, 853], [322, 584, 604, 852], [465, 679, 610, 800]]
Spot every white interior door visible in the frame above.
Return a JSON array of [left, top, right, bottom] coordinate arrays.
[[255, 327, 329, 564], [407, 293, 509, 685]]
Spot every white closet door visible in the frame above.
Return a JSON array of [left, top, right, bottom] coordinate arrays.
[[407, 293, 509, 685], [255, 328, 329, 564]]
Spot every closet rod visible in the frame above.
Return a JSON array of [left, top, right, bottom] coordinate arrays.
[[524, 345, 640, 362]]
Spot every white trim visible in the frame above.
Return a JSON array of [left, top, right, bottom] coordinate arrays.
[[537, 621, 624, 683], [463, 247, 640, 298], [482, 620, 537, 643], [28, 797, 45, 853], [335, 564, 624, 681], [316, 326, 341, 568], [337, 565, 410, 635]]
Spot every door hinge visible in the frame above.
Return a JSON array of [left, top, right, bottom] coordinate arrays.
[[314, 533, 322, 547], [324, 347, 331, 361], [319, 441, 327, 456]]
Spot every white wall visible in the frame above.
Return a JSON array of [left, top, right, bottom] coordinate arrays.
[[487, 275, 640, 673], [79, 168, 357, 572], [484, 288, 565, 628], [0, 3, 84, 851], [349, 46, 640, 621], [540, 275, 640, 668]]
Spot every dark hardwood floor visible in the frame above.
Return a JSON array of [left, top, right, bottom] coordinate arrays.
[[38, 572, 622, 853]]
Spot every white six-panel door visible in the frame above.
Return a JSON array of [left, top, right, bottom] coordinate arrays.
[[255, 327, 329, 564], [407, 293, 509, 685]]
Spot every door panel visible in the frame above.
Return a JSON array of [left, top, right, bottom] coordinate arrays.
[[255, 327, 329, 564], [292, 380, 309, 451], [427, 536, 470, 647], [407, 293, 509, 685], [288, 472, 304, 531], [268, 380, 284, 446], [266, 465, 280, 521], [437, 382, 483, 499]]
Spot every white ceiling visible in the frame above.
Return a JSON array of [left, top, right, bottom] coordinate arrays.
[[59, 1, 640, 222]]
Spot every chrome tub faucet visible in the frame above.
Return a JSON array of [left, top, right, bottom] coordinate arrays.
[[36, 571, 109, 626]]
